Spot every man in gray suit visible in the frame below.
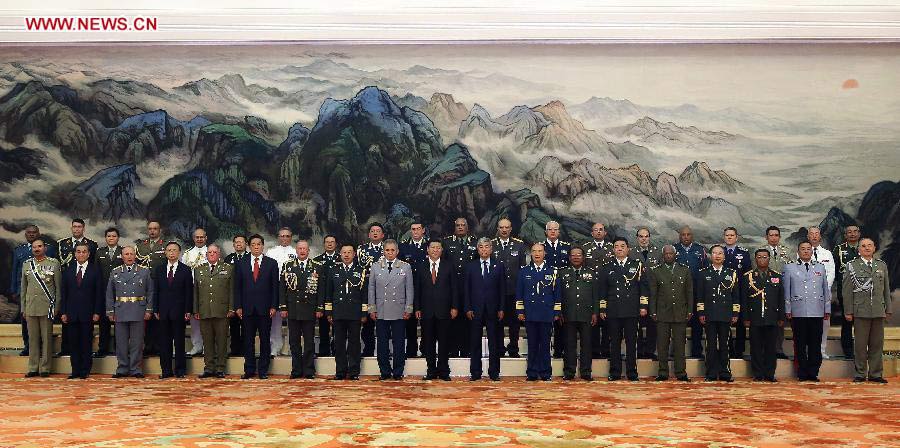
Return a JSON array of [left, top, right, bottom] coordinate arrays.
[[368, 239, 414, 380], [783, 240, 831, 382], [106, 246, 154, 378]]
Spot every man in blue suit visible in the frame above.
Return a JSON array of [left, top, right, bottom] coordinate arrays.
[[153, 242, 194, 379], [60, 242, 103, 379], [464, 237, 506, 381], [234, 234, 279, 379], [517, 243, 562, 381]]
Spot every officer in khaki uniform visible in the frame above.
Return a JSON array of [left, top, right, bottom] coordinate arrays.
[[20, 239, 62, 377], [648, 245, 693, 381], [843, 238, 893, 383], [194, 244, 234, 378], [106, 247, 154, 378], [558, 247, 598, 380], [279, 241, 323, 379]]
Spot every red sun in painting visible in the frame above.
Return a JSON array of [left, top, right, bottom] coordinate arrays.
[[842, 79, 859, 89]]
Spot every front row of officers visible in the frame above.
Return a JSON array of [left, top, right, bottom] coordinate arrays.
[[19, 234, 891, 383]]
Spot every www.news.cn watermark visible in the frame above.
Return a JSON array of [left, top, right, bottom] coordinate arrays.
[[25, 16, 158, 32]]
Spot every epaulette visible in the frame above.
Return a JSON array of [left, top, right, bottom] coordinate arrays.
[[512, 237, 523, 243], [310, 259, 321, 266], [560, 240, 571, 246]]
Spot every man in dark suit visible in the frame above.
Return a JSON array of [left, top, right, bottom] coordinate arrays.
[[60, 242, 103, 379], [234, 234, 279, 379], [415, 240, 458, 381], [153, 242, 193, 379], [464, 237, 506, 381]]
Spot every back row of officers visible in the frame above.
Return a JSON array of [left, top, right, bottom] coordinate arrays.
[[12, 217, 892, 383]]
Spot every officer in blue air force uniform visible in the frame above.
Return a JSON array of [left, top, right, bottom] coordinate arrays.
[[517, 243, 562, 382]]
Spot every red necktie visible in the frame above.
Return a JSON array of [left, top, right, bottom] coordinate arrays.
[[76, 266, 83, 286], [431, 262, 437, 285], [168, 265, 174, 285], [253, 257, 260, 282]]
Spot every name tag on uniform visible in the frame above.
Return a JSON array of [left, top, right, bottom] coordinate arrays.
[[814, 271, 822, 276], [629, 267, 637, 273], [353, 272, 361, 278], [511, 251, 518, 256], [218, 271, 228, 276], [544, 275, 553, 281], [705, 276, 712, 280]]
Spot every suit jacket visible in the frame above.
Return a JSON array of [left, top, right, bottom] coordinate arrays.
[[414, 258, 458, 320], [463, 258, 506, 319], [153, 262, 194, 319], [234, 254, 279, 316], [368, 258, 414, 320], [60, 262, 104, 322]]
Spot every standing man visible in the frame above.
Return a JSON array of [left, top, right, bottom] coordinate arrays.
[[648, 245, 693, 382], [181, 228, 209, 357], [154, 242, 193, 379], [783, 240, 831, 382], [696, 245, 739, 382], [807, 226, 836, 359], [516, 243, 561, 381], [599, 237, 650, 382], [844, 238, 892, 383], [106, 246, 154, 378], [368, 240, 414, 380], [558, 247, 597, 381], [60, 242, 103, 379], [9, 224, 57, 357], [722, 227, 753, 360], [358, 223, 386, 357], [20, 238, 62, 377], [233, 234, 279, 380], [266, 227, 297, 357], [833, 224, 861, 359], [279, 240, 323, 379], [224, 235, 249, 357], [443, 217, 478, 358], [633, 227, 661, 360], [415, 240, 457, 381], [543, 221, 570, 359], [492, 218, 527, 358], [194, 244, 234, 379], [741, 249, 785, 382], [464, 238, 506, 381], [313, 234, 340, 357], [674, 226, 708, 359], [756, 226, 793, 359], [93, 227, 123, 358], [324, 245, 368, 380], [400, 222, 429, 359], [136, 221, 167, 357], [57, 218, 98, 357], [583, 222, 614, 359]]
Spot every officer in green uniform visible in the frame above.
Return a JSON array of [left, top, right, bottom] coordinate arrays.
[[279, 240, 323, 379], [135, 221, 167, 356], [93, 227, 124, 358], [558, 247, 598, 380], [648, 245, 693, 381], [21, 238, 62, 377], [194, 243, 234, 378], [843, 238, 893, 383], [741, 248, 784, 382], [833, 224, 861, 359]]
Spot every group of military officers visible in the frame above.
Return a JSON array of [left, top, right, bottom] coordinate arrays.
[[10, 217, 892, 383]]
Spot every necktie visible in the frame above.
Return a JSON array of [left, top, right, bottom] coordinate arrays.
[[482, 260, 488, 277], [168, 265, 174, 284], [127, 266, 132, 272], [388, 261, 393, 273], [642, 249, 649, 259], [300, 261, 306, 271], [813, 248, 818, 260], [253, 257, 260, 281], [727, 248, 734, 256], [76, 265, 83, 286], [210, 264, 215, 274], [805, 262, 809, 272], [867, 261, 872, 269], [431, 262, 437, 285], [772, 247, 778, 257]]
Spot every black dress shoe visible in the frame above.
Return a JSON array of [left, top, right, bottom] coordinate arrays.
[[720, 376, 734, 383], [348, 375, 359, 380], [677, 376, 691, 382], [379, 374, 391, 381], [132, 373, 145, 378], [159, 373, 173, 379], [25, 372, 39, 378], [305, 374, 316, 379], [563, 375, 575, 381], [506, 352, 520, 358], [440, 375, 451, 381], [490, 376, 500, 381], [290, 373, 302, 379], [423, 375, 437, 381], [112, 373, 127, 378], [175, 374, 185, 378], [39, 372, 50, 377], [54, 351, 70, 357], [868, 377, 888, 384], [68, 374, 79, 379], [655, 375, 669, 381], [393, 375, 403, 381], [216, 372, 226, 378], [469, 376, 481, 382], [853, 376, 866, 382], [19, 349, 29, 357], [80, 375, 89, 379], [258, 374, 268, 379], [526, 377, 539, 382], [766, 377, 778, 383], [541, 377, 551, 382], [607, 376, 621, 381], [199, 372, 216, 379], [627, 375, 639, 382], [241, 373, 255, 379], [331, 374, 345, 380], [581, 376, 593, 382], [704, 377, 716, 382], [809, 377, 820, 382]]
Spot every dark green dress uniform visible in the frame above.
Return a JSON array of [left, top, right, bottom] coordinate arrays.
[[357, 242, 383, 357], [696, 266, 739, 381], [193, 261, 234, 376], [224, 251, 249, 356], [558, 266, 598, 379], [279, 258, 323, 378], [313, 251, 339, 356], [632, 244, 661, 359], [493, 236, 528, 357], [136, 237, 167, 356], [324, 262, 368, 379], [648, 262, 693, 379], [56, 237, 98, 356], [442, 234, 477, 357], [598, 258, 650, 380], [740, 268, 784, 381], [93, 245, 123, 356], [843, 257, 893, 381], [833, 241, 859, 358], [583, 239, 615, 359]]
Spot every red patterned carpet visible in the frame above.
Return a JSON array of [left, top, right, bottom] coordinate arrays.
[[0, 373, 898, 447]]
